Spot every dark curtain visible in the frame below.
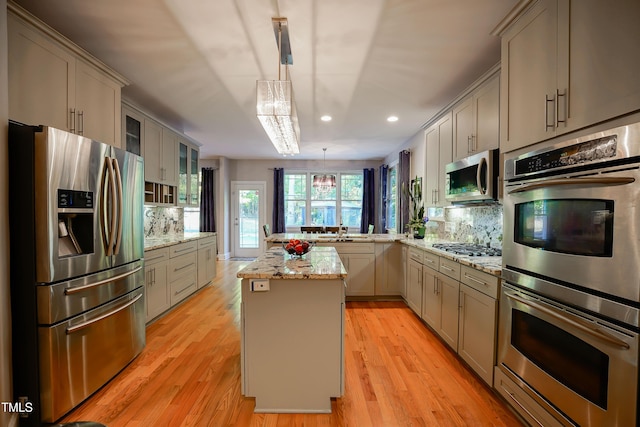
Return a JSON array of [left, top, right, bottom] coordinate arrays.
[[273, 168, 286, 233], [360, 168, 375, 233], [398, 150, 411, 232], [199, 167, 216, 232], [379, 164, 388, 233]]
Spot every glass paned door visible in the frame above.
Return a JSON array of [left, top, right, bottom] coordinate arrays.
[[232, 181, 266, 257]]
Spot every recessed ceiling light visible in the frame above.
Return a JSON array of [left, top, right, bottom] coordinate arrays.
[[320, 115, 332, 122], [387, 115, 399, 122]]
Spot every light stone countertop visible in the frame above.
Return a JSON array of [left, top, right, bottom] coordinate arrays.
[[237, 246, 347, 280], [402, 238, 502, 276], [268, 233, 502, 276], [144, 231, 216, 251], [267, 232, 402, 243]]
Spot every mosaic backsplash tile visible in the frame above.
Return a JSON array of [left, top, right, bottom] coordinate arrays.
[[144, 207, 184, 238], [426, 205, 503, 248]]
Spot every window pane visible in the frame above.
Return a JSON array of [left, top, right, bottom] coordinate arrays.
[[341, 201, 361, 228], [387, 167, 397, 231], [311, 201, 336, 225], [285, 200, 306, 226], [341, 174, 363, 201], [311, 184, 336, 200], [285, 174, 306, 199]]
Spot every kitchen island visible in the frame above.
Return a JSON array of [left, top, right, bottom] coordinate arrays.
[[237, 246, 347, 413]]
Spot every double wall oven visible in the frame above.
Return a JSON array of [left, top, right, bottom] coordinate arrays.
[[500, 122, 640, 427]]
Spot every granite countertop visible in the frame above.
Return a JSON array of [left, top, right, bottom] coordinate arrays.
[[268, 233, 502, 276], [267, 232, 402, 243], [237, 246, 347, 280], [402, 238, 502, 276], [144, 231, 216, 251]]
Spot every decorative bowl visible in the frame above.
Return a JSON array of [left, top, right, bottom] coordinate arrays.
[[283, 239, 313, 257]]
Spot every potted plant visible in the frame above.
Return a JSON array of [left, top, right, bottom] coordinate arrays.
[[405, 176, 428, 239]]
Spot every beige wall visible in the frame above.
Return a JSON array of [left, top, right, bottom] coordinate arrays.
[[1, 1, 17, 426]]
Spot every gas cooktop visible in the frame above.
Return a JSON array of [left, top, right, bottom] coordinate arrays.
[[431, 243, 502, 257]]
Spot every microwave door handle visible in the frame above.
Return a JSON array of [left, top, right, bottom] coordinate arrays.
[[477, 157, 487, 195], [505, 291, 630, 349], [508, 176, 635, 194], [112, 158, 124, 255]]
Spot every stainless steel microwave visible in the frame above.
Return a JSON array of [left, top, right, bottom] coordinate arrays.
[[445, 149, 498, 204]]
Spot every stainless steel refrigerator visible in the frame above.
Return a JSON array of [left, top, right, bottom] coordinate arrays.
[[8, 123, 146, 425]]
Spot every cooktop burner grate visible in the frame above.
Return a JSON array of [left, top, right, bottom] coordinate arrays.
[[431, 243, 502, 257]]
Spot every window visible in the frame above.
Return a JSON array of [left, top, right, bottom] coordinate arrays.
[[284, 174, 307, 227], [284, 171, 363, 229], [386, 165, 397, 232]]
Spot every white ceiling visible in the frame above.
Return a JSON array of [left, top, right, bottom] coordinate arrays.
[[13, 0, 517, 160]]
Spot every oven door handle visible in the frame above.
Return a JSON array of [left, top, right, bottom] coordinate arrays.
[[508, 176, 635, 194], [505, 291, 631, 349]]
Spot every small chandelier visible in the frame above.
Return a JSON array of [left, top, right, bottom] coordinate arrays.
[[313, 148, 336, 192], [256, 17, 300, 155]]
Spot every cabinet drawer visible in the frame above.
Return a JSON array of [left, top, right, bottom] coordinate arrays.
[[408, 247, 424, 263], [169, 273, 197, 305], [167, 252, 197, 283], [460, 265, 499, 299], [494, 367, 565, 427], [331, 243, 375, 254], [422, 251, 439, 271], [198, 236, 216, 249], [144, 247, 169, 266], [169, 240, 198, 258], [439, 257, 461, 280]]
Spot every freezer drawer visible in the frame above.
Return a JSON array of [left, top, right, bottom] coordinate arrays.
[[37, 287, 145, 423], [37, 260, 144, 324]]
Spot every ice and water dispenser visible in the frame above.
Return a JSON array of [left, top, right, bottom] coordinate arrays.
[[57, 189, 94, 257]]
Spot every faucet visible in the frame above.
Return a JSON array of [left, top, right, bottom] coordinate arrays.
[[338, 221, 344, 237]]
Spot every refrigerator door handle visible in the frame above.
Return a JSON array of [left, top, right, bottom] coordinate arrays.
[[104, 157, 118, 256], [112, 157, 124, 255]]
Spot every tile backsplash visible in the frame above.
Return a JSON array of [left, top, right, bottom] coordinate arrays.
[[426, 205, 503, 248], [144, 207, 184, 238]]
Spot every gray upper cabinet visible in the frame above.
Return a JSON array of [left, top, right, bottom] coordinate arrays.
[[453, 72, 500, 160], [8, 5, 127, 147], [499, 0, 640, 153]]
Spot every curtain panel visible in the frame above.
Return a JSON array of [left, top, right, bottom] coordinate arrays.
[[398, 150, 411, 233], [199, 167, 216, 232], [360, 168, 375, 233], [273, 168, 286, 233]]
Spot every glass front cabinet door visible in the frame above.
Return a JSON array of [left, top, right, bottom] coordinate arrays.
[[178, 140, 200, 206]]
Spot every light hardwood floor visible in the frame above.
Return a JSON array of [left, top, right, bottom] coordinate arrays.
[[60, 260, 523, 426]]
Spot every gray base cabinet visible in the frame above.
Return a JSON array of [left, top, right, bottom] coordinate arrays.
[[319, 243, 375, 297], [144, 247, 170, 322], [407, 245, 500, 386], [168, 241, 198, 305], [241, 278, 344, 412], [197, 236, 217, 288]]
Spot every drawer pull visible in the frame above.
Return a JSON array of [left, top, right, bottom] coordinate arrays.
[[174, 246, 196, 254], [175, 282, 196, 295], [174, 262, 195, 272], [501, 385, 545, 427], [441, 265, 455, 272], [146, 254, 166, 262], [464, 273, 487, 286]]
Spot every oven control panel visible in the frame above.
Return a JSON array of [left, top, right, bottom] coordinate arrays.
[[514, 135, 617, 177]]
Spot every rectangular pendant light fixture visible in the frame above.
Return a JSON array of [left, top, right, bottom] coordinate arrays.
[[256, 18, 300, 155]]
